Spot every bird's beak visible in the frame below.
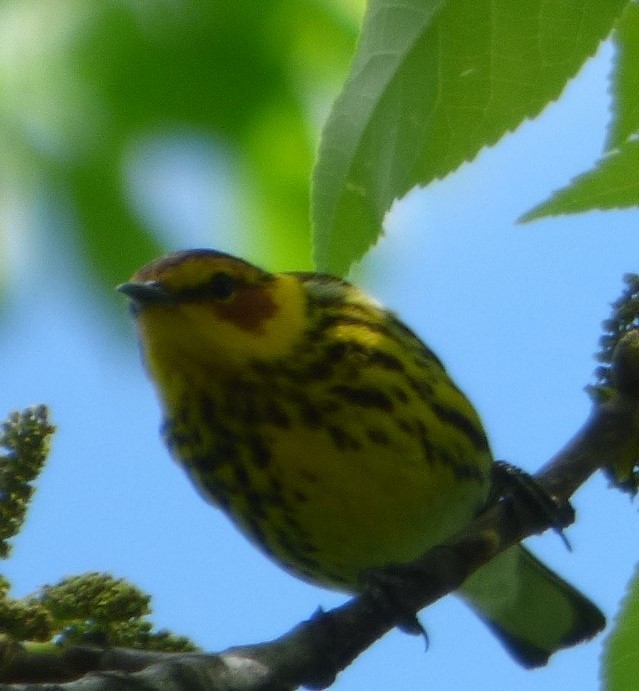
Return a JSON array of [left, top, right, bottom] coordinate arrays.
[[116, 280, 173, 305]]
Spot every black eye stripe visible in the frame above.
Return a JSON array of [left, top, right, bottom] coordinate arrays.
[[205, 272, 236, 300], [176, 272, 238, 301]]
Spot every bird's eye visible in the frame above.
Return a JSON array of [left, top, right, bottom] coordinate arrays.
[[205, 272, 236, 301]]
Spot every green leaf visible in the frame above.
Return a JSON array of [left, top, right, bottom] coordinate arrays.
[[312, 0, 629, 275], [608, 2, 639, 151], [602, 563, 639, 691], [523, 1, 639, 221], [520, 138, 639, 221]]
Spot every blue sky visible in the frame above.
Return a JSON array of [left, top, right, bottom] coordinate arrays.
[[2, 38, 638, 691]]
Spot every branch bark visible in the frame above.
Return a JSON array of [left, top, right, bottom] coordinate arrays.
[[3, 331, 639, 691]]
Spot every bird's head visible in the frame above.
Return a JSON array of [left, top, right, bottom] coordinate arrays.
[[118, 249, 306, 377]]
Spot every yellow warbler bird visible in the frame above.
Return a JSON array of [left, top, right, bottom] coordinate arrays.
[[119, 248, 604, 667]]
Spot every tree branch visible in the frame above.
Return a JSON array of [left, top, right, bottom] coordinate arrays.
[[3, 332, 639, 691]]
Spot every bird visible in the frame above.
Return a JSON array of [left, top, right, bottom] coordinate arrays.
[[118, 247, 605, 667]]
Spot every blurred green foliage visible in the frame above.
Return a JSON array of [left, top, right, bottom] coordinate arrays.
[[0, 0, 361, 295]]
